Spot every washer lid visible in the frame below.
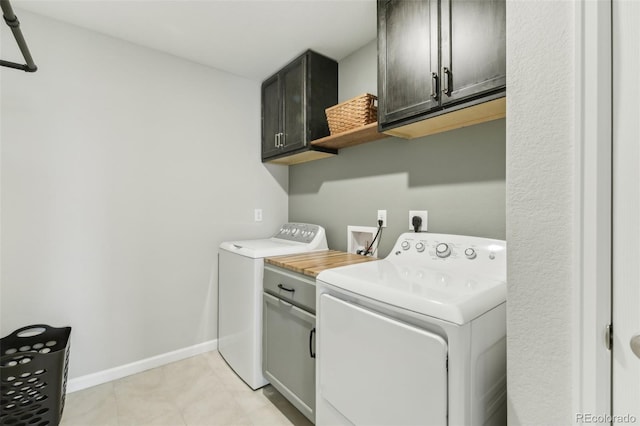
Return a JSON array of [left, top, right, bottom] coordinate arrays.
[[317, 259, 506, 325], [220, 238, 311, 259], [219, 223, 328, 258]]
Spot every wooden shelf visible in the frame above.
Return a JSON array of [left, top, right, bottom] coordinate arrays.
[[310, 122, 387, 150], [265, 123, 384, 165]]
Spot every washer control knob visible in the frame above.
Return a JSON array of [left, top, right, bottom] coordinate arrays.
[[436, 243, 451, 258], [464, 248, 477, 259], [415, 242, 425, 253], [401, 241, 411, 251]]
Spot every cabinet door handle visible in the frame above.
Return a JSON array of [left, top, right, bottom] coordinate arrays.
[[431, 72, 439, 100], [309, 327, 316, 358], [442, 67, 451, 96], [275, 133, 284, 148], [280, 132, 285, 147], [277, 283, 295, 293], [274, 133, 279, 148]]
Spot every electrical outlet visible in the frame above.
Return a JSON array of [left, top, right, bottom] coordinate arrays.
[[254, 208, 263, 222], [377, 210, 387, 227], [409, 210, 428, 232]]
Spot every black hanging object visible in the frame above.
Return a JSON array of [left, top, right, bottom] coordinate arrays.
[[1, 0, 37, 72]]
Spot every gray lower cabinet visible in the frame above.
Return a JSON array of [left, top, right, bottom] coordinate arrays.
[[263, 266, 316, 423]]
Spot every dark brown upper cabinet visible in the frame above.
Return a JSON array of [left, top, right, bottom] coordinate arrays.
[[261, 50, 338, 164], [378, 0, 506, 136]]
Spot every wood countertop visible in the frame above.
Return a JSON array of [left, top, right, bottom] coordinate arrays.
[[265, 250, 379, 278]]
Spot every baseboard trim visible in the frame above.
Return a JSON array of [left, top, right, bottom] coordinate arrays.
[[66, 339, 218, 394]]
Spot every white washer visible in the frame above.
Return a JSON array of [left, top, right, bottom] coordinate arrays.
[[218, 223, 327, 390], [316, 232, 507, 426]]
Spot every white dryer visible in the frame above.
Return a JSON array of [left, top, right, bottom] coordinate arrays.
[[218, 223, 327, 390], [316, 232, 506, 426]]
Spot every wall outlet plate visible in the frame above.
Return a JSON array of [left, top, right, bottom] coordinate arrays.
[[254, 208, 263, 222], [377, 210, 387, 227], [409, 210, 428, 232], [347, 226, 379, 257]]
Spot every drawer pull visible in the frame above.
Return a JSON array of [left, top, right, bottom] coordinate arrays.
[[309, 327, 316, 358], [277, 283, 295, 293]]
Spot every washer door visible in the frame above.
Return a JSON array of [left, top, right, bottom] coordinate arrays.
[[318, 294, 447, 426]]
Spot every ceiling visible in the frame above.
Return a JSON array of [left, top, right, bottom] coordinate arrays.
[[14, 0, 377, 81]]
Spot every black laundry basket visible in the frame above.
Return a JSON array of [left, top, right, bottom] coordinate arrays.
[[0, 324, 71, 426]]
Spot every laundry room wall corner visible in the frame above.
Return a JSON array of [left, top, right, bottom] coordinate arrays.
[[0, 10, 288, 382]]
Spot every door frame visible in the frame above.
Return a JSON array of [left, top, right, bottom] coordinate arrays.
[[572, 0, 612, 420]]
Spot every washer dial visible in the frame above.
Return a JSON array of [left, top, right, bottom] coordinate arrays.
[[435, 243, 451, 258]]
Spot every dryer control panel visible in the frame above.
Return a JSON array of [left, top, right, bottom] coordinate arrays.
[[391, 232, 506, 282]]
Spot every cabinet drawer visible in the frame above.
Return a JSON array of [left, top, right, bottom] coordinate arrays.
[[264, 265, 316, 313]]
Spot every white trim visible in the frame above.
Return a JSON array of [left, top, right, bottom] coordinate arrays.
[[572, 0, 612, 420], [65, 339, 218, 394]]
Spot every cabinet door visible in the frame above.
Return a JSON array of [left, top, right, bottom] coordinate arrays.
[[261, 74, 282, 160], [281, 57, 306, 153], [263, 293, 315, 421], [378, 0, 439, 127], [440, 0, 506, 105]]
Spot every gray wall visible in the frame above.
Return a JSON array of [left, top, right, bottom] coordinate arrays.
[[1, 11, 288, 379], [289, 41, 506, 257]]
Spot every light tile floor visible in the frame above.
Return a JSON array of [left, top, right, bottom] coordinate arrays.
[[60, 352, 314, 426]]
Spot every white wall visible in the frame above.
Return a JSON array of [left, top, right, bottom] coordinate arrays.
[[0, 11, 288, 380], [506, 1, 576, 424]]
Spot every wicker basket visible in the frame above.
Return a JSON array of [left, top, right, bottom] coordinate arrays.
[[325, 93, 378, 135]]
